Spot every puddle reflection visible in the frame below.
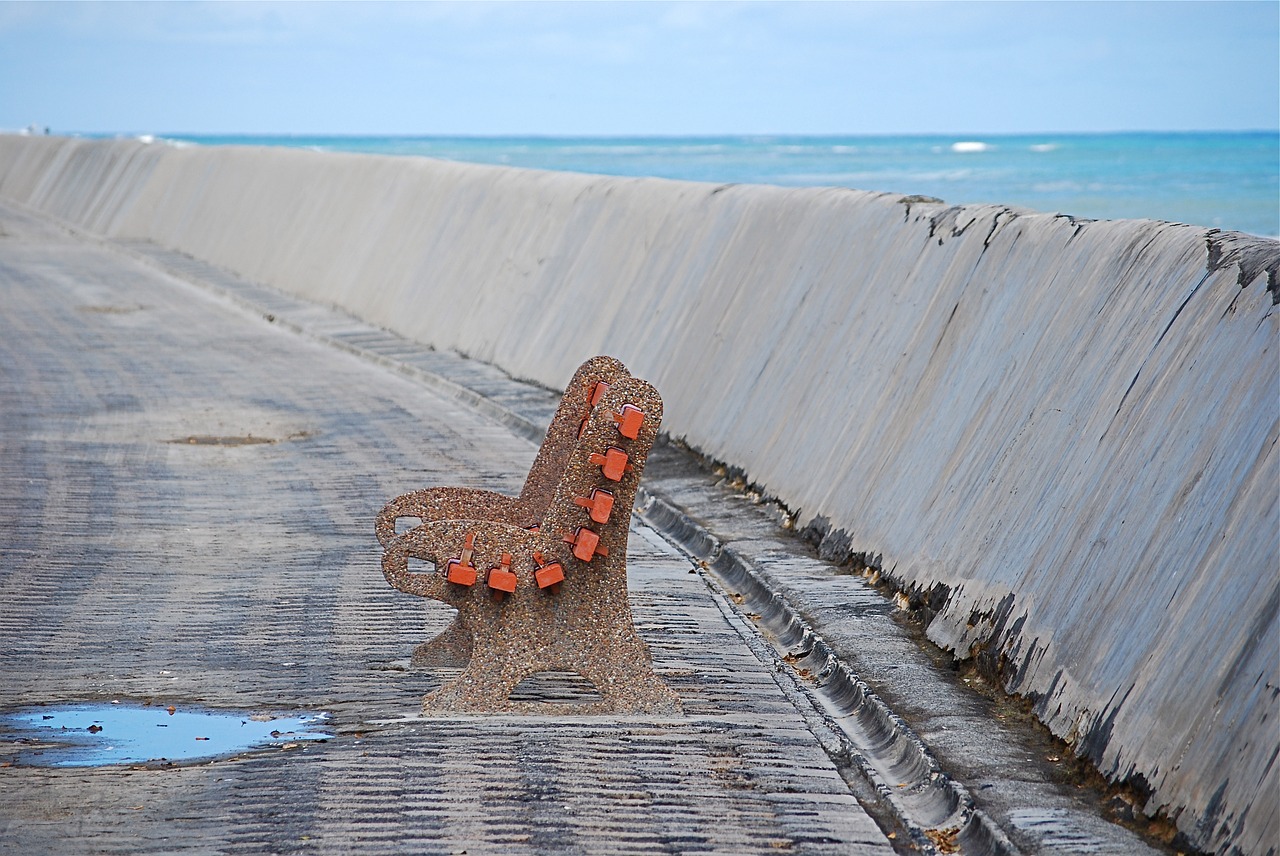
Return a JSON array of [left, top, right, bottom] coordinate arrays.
[[0, 703, 330, 767]]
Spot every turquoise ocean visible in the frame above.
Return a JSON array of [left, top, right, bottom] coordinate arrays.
[[159, 132, 1278, 238]]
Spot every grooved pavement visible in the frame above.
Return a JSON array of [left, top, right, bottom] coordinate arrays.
[[0, 204, 894, 853]]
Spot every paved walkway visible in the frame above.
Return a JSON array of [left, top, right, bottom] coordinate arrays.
[[0, 200, 1174, 855], [0, 204, 893, 853]]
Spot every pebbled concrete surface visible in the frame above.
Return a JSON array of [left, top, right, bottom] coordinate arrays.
[[0, 203, 891, 854]]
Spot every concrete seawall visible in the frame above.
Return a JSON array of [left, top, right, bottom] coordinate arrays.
[[1, 135, 1275, 855]]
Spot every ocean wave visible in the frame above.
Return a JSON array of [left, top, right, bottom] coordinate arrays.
[[134, 134, 196, 150], [667, 144, 730, 154], [553, 144, 728, 156], [782, 169, 975, 185], [950, 141, 990, 153], [1031, 180, 1113, 193], [1029, 143, 1057, 153], [546, 145, 652, 156], [766, 143, 866, 155]]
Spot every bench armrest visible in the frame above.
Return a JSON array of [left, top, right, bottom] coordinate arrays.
[[380, 518, 551, 602], [375, 487, 524, 547]]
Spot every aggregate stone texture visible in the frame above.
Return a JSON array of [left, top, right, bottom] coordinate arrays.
[[377, 357, 681, 714], [0, 203, 892, 853]]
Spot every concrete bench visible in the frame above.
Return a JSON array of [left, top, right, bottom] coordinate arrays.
[[376, 356, 680, 714]]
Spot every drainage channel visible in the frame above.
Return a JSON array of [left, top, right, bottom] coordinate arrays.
[[0, 703, 330, 768], [637, 491, 1020, 856]]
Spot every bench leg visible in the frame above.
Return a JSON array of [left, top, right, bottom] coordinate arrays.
[[423, 644, 526, 712], [577, 634, 683, 715], [411, 616, 473, 668]]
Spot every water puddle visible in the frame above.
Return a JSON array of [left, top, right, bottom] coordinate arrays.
[[0, 703, 330, 767]]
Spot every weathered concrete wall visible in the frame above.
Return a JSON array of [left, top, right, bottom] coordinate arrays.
[[1, 135, 1275, 855]]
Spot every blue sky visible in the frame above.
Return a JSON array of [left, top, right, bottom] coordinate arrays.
[[1, 1, 1277, 136]]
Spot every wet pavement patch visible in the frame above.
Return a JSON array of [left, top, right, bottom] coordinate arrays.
[[168, 434, 277, 446], [76, 304, 145, 314], [0, 703, 330, 767], [166, 430, 312, 446]]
